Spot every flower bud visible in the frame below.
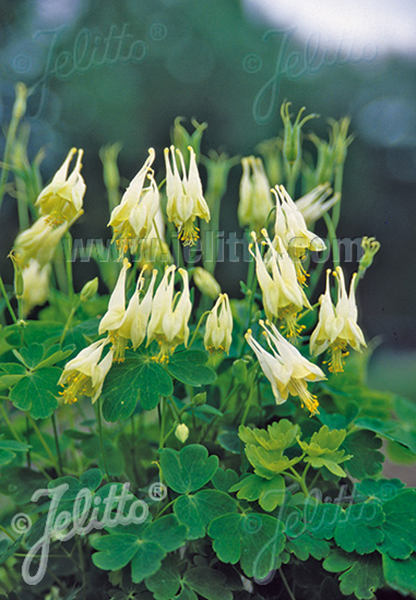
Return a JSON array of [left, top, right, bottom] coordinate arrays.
[[358, 236, 380, 280], [204, 293, 233, 354], [192, 392, 207, 406], [80, 277, 99, 302], [175, 423, 190, 444], [171, 117, 207, 166], [12, 83, 28, 120], [232, 359, 248, 384], [193, 267, 221, 299], [280, 101, 317, 166]]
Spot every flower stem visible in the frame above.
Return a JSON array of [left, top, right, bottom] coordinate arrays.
[[51, 413, 64, 476], [97, 397, 111, 481]]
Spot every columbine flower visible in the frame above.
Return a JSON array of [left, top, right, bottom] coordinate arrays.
[[58, 338, 113, 404], [146, 265, 192, 361], [238, 156, 274, 232], [295, 183, 340, 226], [108, 148, 160, 255], [272, 185, 326, 285], [12, 216, 70, 268], [138, 204, 172, 267], [245, 320, 326, 414], [310, 267, 366, 373], [117, 267, 157, 350], [204, 293, 233, 354], [250, 229, 310, 338], [164, 145, 210, 246], [21, 259, 51, 316], [193, 267, 221, 300], [36, 148, 86, 225], [98, 259, 131, 361]]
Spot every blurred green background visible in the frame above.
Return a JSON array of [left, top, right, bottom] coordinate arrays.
[[0, 0, 415, 399]]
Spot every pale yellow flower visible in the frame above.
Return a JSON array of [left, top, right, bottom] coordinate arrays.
[[164, 145, 210, 246], [250, 229, 310, 338], [310, 267, 366, 373], [108, 148, 159, 255], [146, 265, 192, 361], [21, 259, 51, 316], [245, 320, 325, 414], [58, 338, 113, 405], [13, 216, 69, 268], [238, 156, 274, 232], [204, 293, 233, 354], [295, 184, 340, 226], [273, 185, 326, 285], [36, 148, 85, 225], [118, 268, 157, 350], [175, 423, 190, 443]]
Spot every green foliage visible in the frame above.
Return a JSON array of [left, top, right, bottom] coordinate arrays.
[[323, 550, 384, 600], [342, 430, 384, 479], [174, 489, 237, 539], [10, 366, 61, 419], [333, 503, 384, 554], [0, 435, 30, 466], [298, 425, 352, 477], [160, 444, 219, 494], [230, 473, 286, 511], [102, 354, 174, 421], [92, 515, 187, 583], [167, 350, 216, 387]]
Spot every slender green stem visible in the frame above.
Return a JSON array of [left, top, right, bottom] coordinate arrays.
[[0, 402, 22, 441], [59, 298, 81, 346], [63, 232, 74, 300], [331, 164, 344, 230], [27, 415, 60, 472], [189, 310, 210, 348], [26, 415, 31, 468], [323, 212, 339, 268], [0, 99, 23, 213], [0, 274, 18, 324], [279, 568, 297, 600], [288, 465, 309, 496], [0, 525, 17, 542], [155, 499, 175, 519], [97, 397, 111, 481], [158, 397, 167, 449], [51, 414, 63, 476]]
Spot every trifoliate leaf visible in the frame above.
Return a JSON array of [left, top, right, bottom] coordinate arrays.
[[382, 554, 416, 596], [334, 503, 385, 554], [323, 549, 384, 600], [208, 513, 285, 579], [10, 367, 61, 419], [159, 444, 219, 494], [230, 473, 286, 511], [342, 430, 384, 479], [376, 489, 416, 559], [297, 425, 352, 477], [92, 515, 186, 583], [174, 489, 237, 539], [167, 350, 216, 386], [355, 478, 405, 503], [102, 355, 173, 421]]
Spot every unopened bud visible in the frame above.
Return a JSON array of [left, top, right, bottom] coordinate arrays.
[[80, 277, 99, 302], [232, 359, 248, 384], [175, 423, 190, 444], [358, 237, 380, 280], [281, 101, 318, 166], [9, 251, 24, 298], [193, 267, 221, 299], [171, 116, 207, 166], [192, 392, 207, 406], [13, 83, 28, 120]]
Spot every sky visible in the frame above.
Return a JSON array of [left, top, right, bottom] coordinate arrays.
[[244, 0, 416, 57]]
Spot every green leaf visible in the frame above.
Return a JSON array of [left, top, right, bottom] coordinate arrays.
[[13, 343, 45, 368], [355, 416, 416, 454], [212, 467, 239, 492], [174, 489, 237, 539], [145, 555, 182, 600], [81, 436, 125, 476], [80, 468, 103, 491], [102, 356, 173, 421], [377, 489, 416, 559], [208, 513, 285, 579], [355, 478, 405, 503], [0, 363, 27, 390], [301, 500, 341, 540], [167, 350, 216, 386], [286, 528, 331, 561], [334, 503, 385, 554], [9, 367, 61, 419], [323, 549, 384, 600], [382, 553, 416, 596], [0, 437, 31, 466], [342, 430, 384, 479], [230, 473, 286, 512], [159, 444, 219, 494], [298, 425, 352, 477], [0, 535, 23, 566], [183, 567, 233, 600], [92, 515, 186, 583]]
